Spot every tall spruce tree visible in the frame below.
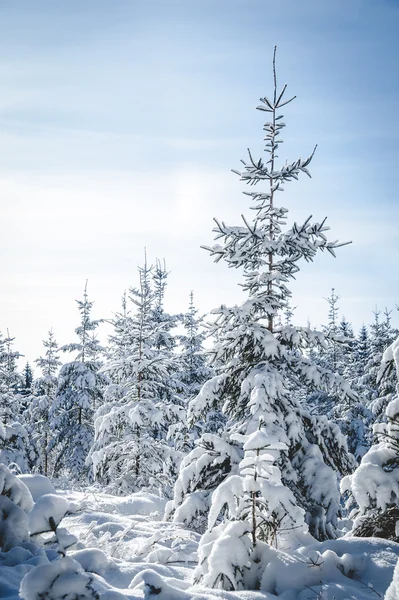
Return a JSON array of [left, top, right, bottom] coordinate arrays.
[[168, 49, 356, 590], [50, 283, 107, 481]]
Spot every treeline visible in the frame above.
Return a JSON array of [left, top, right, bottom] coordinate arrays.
[[0, 272, 397, 489]]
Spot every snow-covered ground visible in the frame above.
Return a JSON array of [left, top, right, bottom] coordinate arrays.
[[2, 475, 399, 600]]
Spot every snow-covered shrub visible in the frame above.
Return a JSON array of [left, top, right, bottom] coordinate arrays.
[[19, 556, 103, 600], [29, 494, 75, 534], [0, 420, 39, 473], [0, 463, 124, 600], [29, 493, 78, 554], [0, 463, 33, 551]]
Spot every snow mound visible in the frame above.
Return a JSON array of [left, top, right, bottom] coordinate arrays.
[[131, 569, 190, 599], [93, 491, 165, 517], [260, 537, 399, 599], [19, 555, 127, 600], [18, 474, 57, 502], [70, 548, 113, 575], [131, 568, 269, 599], [29, 494, 77, 535], [386, 557, 399, 599], [0, 547, 52, 600]]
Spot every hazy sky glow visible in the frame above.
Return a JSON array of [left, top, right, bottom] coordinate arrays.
[[1, 0, 398, 365]]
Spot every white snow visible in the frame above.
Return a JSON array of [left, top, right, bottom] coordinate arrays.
[[18, 474, 57, 502], [0, 481, 397, 600]]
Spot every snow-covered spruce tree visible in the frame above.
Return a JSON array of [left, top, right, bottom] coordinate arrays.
[[25, 330, 61, 476], [0, 332, 38, 472], [328, 312, 372, 461], [168, 50, 356, 584], [322, 288, 341, 373], [151, 260, 186, 443], [367, 309, 399, 423], [332, 323, 373, 460], [177, 292, 219, 446], [306, 290, 352, 417], [179, 291, 212, 399], [0, 331, 23, 420], [193, 427, 310, 590], [341, 335, 399, 541], [50, 283, 107, 481], [20, 362, 34, 400], [305, 293, 370, 459], [89, 258, 184, 494]]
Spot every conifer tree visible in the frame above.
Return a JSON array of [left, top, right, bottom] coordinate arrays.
[[322, 288, 341, 372], [342, 335, 399, 541], [180, 291, 212, 398], [367, 308, 398, 422], [0, 331, 23, 420], [177, 292, 218, 444], [89, 257, 184, 494], [331, 324, 373, 459], [25, 330, 61, 476], [0, 332, 38, 472], [50, 283, 107, 481], [307, 291, 354, 416], [168, 49, 356, 589], [20, 362, 34, 397]]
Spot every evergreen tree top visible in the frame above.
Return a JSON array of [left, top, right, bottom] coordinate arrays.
[[0, 330, 22, 394], [202, 47, 349, 329], [35, 330, 61, 378], [62, 281, 104, 362]]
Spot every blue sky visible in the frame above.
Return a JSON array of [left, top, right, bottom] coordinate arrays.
[[0, 0, 398, 365]]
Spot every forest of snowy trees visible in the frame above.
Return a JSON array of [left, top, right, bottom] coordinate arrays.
[[2, 49, 399, 600]]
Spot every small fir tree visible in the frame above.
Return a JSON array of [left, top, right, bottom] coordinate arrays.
[[20, 362, 34, 397], [50, 283, 107, 481], [177, 292, 218, 444], [89, 258, 184, 494], [179, 291, 212, 399], [0, 332, 39, 472], [0, 331, 23, 420], [25, 330, 61, 476]]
